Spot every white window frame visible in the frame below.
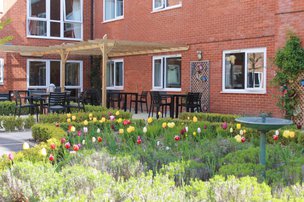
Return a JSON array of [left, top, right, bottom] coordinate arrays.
[[103, 0, 124, 23], [27, 0, 83, 41], [222, 47, 267, 94], [152, 54, 182, 92], [27, 59, 83, 91], [0, 58, 4, 84], [0, 0, 4, 13], [152, 0, 182, 12], [106, 59, 124, 90]]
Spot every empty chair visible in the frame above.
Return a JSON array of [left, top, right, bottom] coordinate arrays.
[[185, 92, 202, 112], [47, 92, 66, 113], [148, 91, 171, 118], [129, 91, 148, 112], [14, 90, 39, 121], [66, 92, 86, 113], [107, 91, 122, 109]]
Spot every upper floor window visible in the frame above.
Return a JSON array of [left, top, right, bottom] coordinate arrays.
[[153, 55, 181, 91], [153, 0, 182, 11], [27, 0, 83, 40], [104, 0, 123, 22], [0, 58, 4, 84], [107, 59, 124, 90], [222, 48, 266, 94]]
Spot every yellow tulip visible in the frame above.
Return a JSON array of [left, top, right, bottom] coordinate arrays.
[[119, 129, 124, 134], [158, 111, 162, 116], [193, 132, 197, 137], [234, 135, 242, 143], [127, 127, 133, 133], [93, 117, 97, 123], [283, 130, 290, 138], [147, 117, 153, 124], [41, 148, 47, 156], [67, 113, 71, 118], [236, 124, 241, 130], [100, 117, 106, 123], [67, 118, 71, 123], [72, 116, 76, 121], [89, 113, 93, 117], [193, 116, 198, 123], [23, 142, 30, 150], [117, 118, 122, 123], [162, 122, 167, 128], [115, 111, 120, 116], [168, 122, 175, 128], [289, 131, 295, 138], [71, 126, 76, 132], [83, 120, 88, 126]]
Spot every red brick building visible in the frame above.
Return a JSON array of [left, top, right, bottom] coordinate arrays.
[[1, 0, 304, 117]]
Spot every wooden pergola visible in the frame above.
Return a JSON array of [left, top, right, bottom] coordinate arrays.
[[0, 35, 189, 107]]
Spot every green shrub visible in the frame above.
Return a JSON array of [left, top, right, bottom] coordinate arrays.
[[24, 116, 35, 129], [0, 101, 15, 115], [39, 110, 132, 124], [32, 124, 66, 142], [179, 112, 239, 123], [219, 163, 265, 180], [2, 116, 17, 131]]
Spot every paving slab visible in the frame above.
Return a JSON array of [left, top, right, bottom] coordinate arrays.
[[0, 130, 33, 157]]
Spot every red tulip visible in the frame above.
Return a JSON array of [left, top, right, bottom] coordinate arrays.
[[61, 138, 66, 144], [50, 143, 56, 150], [65, 142, 71, 149], [55, 122, 60, 127], [137, 136, 142, 144], [174, 135, 181, 141], [297, 124, 302, 130], [204, 125, 207, 130], [73, 145, 79, 151], [68, 125, 72, 131], [123, 120, 131, 126], [111, 125, 115, 130], [98, 137, 102, 143], [49, 154, 54, 162], [273, 135, 279, 141], [241, 137, 246, 143], [221, 122, 228, 130], [180, 128, 186, 135]]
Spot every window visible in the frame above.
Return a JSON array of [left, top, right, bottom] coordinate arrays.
[[0, 59, 4, 84], [107, 59, 124, 89], [222, 48, 266, 93], [104, 0, 123, 22], [153, 0, 182, 11], [27, 0, 83, 40], [0, 0, 4, 13], [153, 55, 181, 90], [27, 59, 83, 91]]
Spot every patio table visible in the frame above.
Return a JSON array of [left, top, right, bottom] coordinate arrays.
[[31, 92, 50, 114], [108, 92, 139, 113], [160, 93, 187, 118]]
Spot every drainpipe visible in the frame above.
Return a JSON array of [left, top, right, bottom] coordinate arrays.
[[90, 0, 94, 88]]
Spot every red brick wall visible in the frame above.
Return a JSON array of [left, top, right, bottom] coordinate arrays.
[[95, 0, 287, 117], [0, 0, 92, 92]]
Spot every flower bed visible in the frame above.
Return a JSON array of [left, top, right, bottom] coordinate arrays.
[[0, 112, 303, 200]]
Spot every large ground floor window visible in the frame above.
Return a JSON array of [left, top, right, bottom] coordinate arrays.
[[153, 55, 181, 91], [27, 59, 83, 92], [107, 59, 124, 90], [222, 48, 266, 93]]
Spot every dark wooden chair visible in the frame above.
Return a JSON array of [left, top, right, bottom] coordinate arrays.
[[130, 91, 148, 112], [84, 89, 100, 106], [107, 91, 122, 109], [66, 92, 86, 113], [185, 92, 202, 112], [14, 90, 39, 121], [47, 92, 66, 114], [148, 91, 171, 118]]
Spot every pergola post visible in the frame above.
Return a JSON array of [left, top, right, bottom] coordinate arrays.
[[59, 50, 69, 92], [100, 35, 108, 107]]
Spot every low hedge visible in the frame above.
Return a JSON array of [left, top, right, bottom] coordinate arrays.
[[0, 116, 35, 132], [32, 124, 66, 142], [39, 110, 132, 124], [179, 112, 239, 123]]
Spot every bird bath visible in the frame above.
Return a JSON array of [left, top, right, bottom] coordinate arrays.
[[235, 116, 293, 167]]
